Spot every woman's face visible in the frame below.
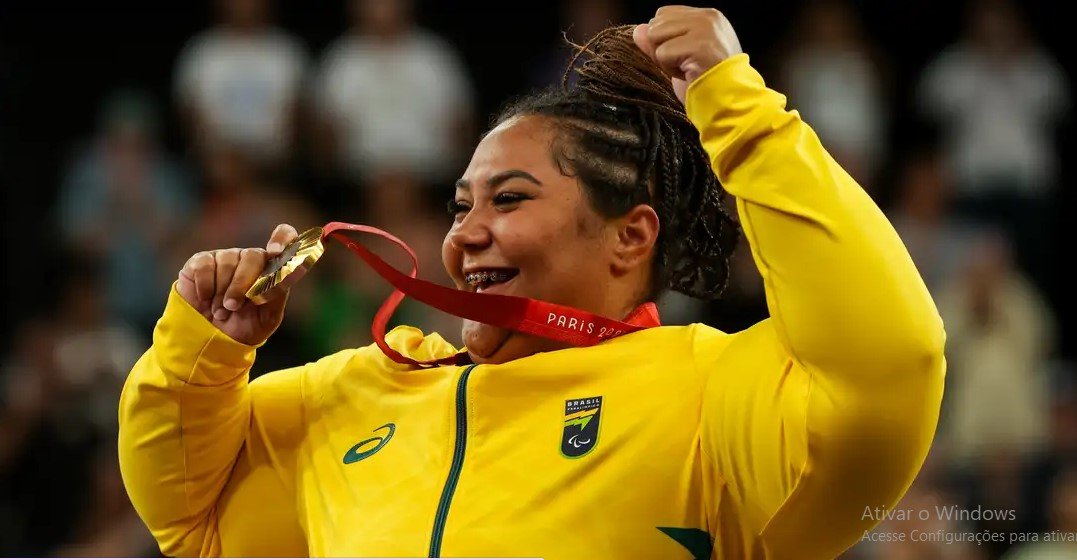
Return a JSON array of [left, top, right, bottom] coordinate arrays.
[[442, 115, 623, 364]]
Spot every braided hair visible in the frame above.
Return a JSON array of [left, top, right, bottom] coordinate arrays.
[[495, 25, 739, 301]]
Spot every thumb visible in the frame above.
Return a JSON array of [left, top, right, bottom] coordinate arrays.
[[635, 24, 688, 105], [632, 24, 657, 63], [672, 77, 688, 105]]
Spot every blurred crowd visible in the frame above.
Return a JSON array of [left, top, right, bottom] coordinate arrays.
[[0, 0, 1072, 558]]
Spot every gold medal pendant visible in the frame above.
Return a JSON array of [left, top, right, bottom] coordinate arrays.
[[245, 227, 326, 304]]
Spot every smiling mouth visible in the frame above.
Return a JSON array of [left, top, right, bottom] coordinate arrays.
[[464, 269, 519, 293]]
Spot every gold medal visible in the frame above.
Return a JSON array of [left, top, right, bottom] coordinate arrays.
[[245, 227, 325, 304]]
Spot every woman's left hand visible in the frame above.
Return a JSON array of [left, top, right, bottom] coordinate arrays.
[[633, 6, 743, 104]]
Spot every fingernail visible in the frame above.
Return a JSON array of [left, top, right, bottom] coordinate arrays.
[[267, 242, 282, 254], [213, 308, 229, 321], [224, 298, 240, 311]]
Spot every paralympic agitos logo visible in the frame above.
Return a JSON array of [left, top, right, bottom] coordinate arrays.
[[562, 396, 602, 458]]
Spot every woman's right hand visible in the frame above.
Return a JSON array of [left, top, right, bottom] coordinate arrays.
[[176, 224, 299, 346]]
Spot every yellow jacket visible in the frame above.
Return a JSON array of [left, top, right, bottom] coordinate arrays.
[[119, 55, 946, 559]]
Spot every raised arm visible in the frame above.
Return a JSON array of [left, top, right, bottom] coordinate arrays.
[[689, 55, 945, 391], [636, 7, 945, 558], [695, 53, 944, 559], [119, 286, 311, 557], [119, 225, 314, 556]]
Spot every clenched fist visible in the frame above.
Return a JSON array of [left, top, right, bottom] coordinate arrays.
[[633, 6, 742, 104], [176, 223, 299, 346]]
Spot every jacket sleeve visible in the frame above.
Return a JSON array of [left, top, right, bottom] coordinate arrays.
[[118, 285, 311, 557], [690, 55, 946, 558]]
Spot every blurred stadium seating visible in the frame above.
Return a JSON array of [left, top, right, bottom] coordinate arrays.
[[0, 0, 1072, 557]]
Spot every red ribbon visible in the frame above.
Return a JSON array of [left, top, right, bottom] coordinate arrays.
[[321, 222, 661, 367]]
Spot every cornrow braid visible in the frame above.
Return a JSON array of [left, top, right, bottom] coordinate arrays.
[[496, 25, 740, 300]]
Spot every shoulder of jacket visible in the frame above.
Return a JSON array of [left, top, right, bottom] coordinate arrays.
[[319, 325, 459, 375], [688, 319, 787, 367]]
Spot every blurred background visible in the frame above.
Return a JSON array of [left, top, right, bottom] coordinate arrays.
[[0, 0, 1072, 557]]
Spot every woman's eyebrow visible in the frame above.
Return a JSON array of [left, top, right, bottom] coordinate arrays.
[[455, 169, 543, 191]]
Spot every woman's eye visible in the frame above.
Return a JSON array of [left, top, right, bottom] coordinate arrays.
[[447, 199, 471, 217], [493, 192, 529, 206]]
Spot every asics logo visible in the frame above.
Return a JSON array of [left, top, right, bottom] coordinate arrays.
[[342, 423, 395, 464]]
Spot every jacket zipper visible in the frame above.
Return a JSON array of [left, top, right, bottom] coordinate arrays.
[[428, 363, 477, 557]]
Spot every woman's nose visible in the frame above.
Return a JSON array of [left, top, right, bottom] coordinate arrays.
[[448, 211, 493, 251]]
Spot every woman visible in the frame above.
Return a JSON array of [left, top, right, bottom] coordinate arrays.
[[119, 7, 945, 559]]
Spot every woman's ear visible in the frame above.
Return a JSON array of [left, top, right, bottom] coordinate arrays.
[[611, 204, 660, 275]]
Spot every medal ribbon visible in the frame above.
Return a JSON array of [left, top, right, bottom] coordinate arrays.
[[320, 222, 661, 367]]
